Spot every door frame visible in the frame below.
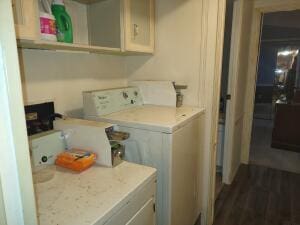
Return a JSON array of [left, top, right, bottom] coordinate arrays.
[[198, 0, 226, 225], [241, 0, 300, 164], [0, 1, 38, 225]]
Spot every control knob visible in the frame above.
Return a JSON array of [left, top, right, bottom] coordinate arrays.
[[123, 92, 128, 99]]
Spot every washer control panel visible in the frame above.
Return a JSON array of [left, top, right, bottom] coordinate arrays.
[[85, 87, 143, 116]]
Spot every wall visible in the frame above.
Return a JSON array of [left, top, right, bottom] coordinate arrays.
[[125, 0, 203, 107], [19, 49, 127, 117]]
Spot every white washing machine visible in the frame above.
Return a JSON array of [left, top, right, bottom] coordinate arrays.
[[83, 84, 204, 225]]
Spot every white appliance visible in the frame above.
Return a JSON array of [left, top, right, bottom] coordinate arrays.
[[36, 161, 157, 225], [83, 83, 204, 225], [29, 130, 65, 167], [53, 118, 119, 167]]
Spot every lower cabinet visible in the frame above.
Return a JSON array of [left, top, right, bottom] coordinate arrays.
[[103, 177, 156, 225], [126, 198, 155, 225]]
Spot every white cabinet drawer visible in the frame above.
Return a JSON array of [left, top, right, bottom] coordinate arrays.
[[101, 177, 156, 225], [126, 198, 155, 225]]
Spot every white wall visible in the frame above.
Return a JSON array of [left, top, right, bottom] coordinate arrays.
[[125, 0, 203, 107], [19, 49, 127, 117]]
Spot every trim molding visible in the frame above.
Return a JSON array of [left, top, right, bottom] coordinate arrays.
[[198, 0, 226, 224], [0, 1, 38, 225]]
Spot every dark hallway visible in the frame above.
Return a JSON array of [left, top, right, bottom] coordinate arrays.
[[213, 6, 300, 225]]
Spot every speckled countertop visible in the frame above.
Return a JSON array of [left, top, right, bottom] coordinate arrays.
[[35, 162, 157, 225]]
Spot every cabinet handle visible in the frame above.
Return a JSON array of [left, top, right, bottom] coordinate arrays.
[[133, 24, 139, 38], [153, 203, 156, 212]]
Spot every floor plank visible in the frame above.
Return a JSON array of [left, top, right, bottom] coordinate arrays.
[[213, 164, 300, 225]]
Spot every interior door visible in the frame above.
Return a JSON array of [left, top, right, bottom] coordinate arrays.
[[223, 0, 255, 184], [0, 1, 38, 224]]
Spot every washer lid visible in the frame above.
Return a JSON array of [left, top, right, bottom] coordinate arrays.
[[100, 105, 205, 133]]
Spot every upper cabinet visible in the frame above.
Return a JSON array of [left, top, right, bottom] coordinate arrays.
[[12, 0, 38, 40], [88, 0, 155, 53], [12, 0, 155, 54], [123, 0, 155, 53]]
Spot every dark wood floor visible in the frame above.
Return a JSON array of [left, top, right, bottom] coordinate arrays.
[[213, 164, 300, 225]]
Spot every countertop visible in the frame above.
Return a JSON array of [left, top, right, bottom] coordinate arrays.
[[35, 162, 157, 225]]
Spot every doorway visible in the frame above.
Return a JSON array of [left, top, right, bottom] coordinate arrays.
[[216, 0, 300, 187], [214, 0, 300, 210], [249, 10, 300, 173]]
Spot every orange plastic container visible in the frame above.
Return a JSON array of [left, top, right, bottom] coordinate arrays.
[[55, 149, 96, 172]]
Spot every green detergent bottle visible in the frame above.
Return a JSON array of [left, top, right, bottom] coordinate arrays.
[[51, 0, 73, 43]]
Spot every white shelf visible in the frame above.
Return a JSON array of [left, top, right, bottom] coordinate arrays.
[[17, 39, 122, 55]]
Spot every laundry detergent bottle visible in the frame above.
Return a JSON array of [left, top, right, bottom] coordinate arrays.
[[51, 0, 73, 43]]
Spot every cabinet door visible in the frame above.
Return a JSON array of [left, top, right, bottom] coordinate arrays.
[[12, 0, 38, 40], [123, 0, 155, 53], [102, 178, 156, 225], [126, 198, 155, 225]]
